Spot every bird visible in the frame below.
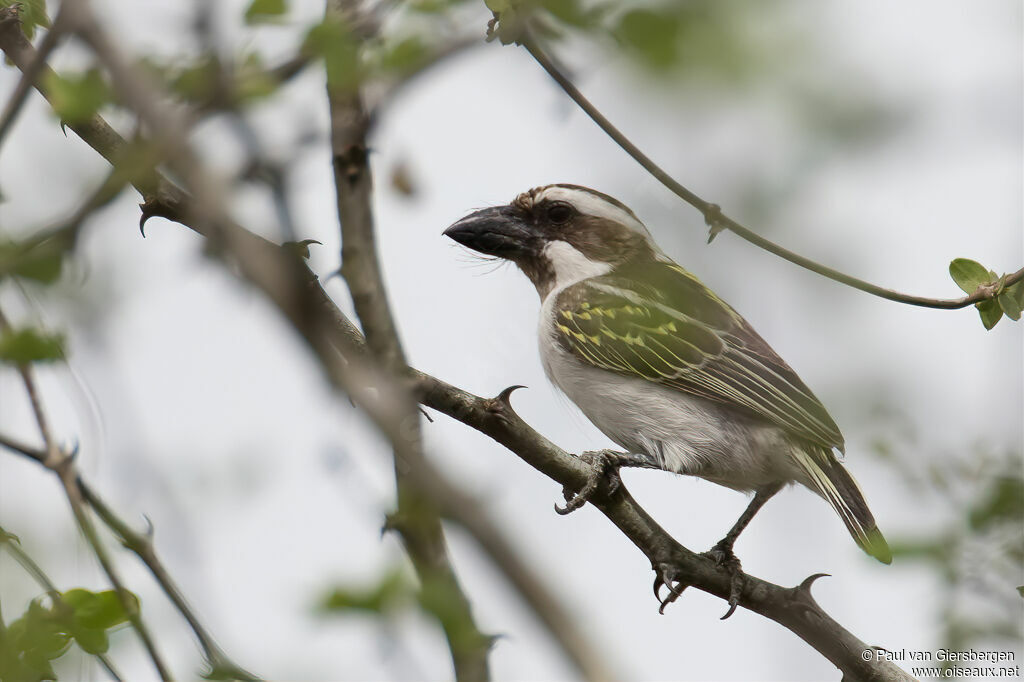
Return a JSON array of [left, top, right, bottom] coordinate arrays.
[[443, 183, 891, 614]]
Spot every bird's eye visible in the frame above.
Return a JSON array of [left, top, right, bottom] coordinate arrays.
[[547, 202, 574, 225]]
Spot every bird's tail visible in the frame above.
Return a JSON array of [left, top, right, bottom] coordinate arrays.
[[791, 448, 892, 564]]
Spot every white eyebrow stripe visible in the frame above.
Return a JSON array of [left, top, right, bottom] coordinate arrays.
[[536, 187, 650, 236]]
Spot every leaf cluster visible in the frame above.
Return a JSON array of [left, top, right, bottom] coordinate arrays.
[[0, 588, 138, 681], [948, 259, 1024, 330]]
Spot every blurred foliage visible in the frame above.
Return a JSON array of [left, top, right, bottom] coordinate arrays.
[[244, 0, 289, 25], [949, 259, 1024, 330], [318, 568, 413, 615], [0, 586, 136, 681], [0, 327, 65, 364], [0, 233, 71, 284], [872, 435, 1023, 659], [481, 0, 793, 82], [42, 69, 111, 126], [303, 15, 361, 95], [136, 53, 280, 112], [317, 566, 493, 663]]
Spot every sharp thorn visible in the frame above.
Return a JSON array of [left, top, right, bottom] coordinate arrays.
[[798, 572, 831, 593], [496, 384, 527, 406]]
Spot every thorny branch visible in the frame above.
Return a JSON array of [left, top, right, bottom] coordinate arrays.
[[0, 4, 917, 681], [520, 33, 1023, 310]]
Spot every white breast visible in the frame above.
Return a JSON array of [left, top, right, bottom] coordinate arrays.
[[537, 272, 797, 492]]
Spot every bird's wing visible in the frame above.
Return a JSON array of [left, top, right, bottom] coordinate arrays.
[[552, 261, 845, 452]]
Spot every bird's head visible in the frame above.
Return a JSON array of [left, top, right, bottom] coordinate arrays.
[[444, 184, 659, 298]]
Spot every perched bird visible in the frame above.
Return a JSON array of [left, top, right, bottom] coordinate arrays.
[[444, 184, 890, 612]]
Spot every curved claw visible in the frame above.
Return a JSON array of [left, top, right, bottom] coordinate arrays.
[[554, 452, 615, 515], [653, 564, 688, 614], [701, 542, 745, 620], [720, 570, 744, 620]]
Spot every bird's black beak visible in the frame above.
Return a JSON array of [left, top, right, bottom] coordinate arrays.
[[444, 206, 535, 259]]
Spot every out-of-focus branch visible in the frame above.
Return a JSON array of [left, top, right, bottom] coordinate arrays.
[[520, 32, 1023, 310], [0, 307, 174, 682], [324, 2, 492, 679]]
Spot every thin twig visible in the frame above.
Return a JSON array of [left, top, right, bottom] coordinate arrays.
[[521, 33, 1023, 310]]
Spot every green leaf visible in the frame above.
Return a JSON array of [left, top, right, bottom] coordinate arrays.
[[43, 69, 111, 125], [1010, 280, 1024, 308], [319, 570, 410, 614], [542, 0, 601, 29], [999, 279, 1024, 321], [0, 328, 65, 364], [998, 290, 1022, 321], [244, 0, 287, 23], [304, 18, 360, 93], [614, 9, 680, 69], [976, 298, 1003, 330], [72, 627, 109, 655], [968, 476, 1024, 531], [949, 258, 991, 295], [73, 590, 136, 630], [1017, 586, 1023, 598], [0, 237, 67, 283], [170, 57, 220, 104], [376, 37, 429, 74], [235, 53, 278, 102]]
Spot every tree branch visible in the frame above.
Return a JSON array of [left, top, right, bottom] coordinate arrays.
[[325, 2, 492, 678], [520, 32, 1022, 310]]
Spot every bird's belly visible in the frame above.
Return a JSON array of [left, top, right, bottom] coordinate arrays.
[[540, 342, 795, 492]]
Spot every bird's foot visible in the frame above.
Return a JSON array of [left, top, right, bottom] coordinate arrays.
[[701, 540, 745, 620], [555, 449, 627, 515], [652, 562, 690, 614]]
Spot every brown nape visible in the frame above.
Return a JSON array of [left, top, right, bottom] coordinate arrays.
[[562, 215, 655, 266]]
